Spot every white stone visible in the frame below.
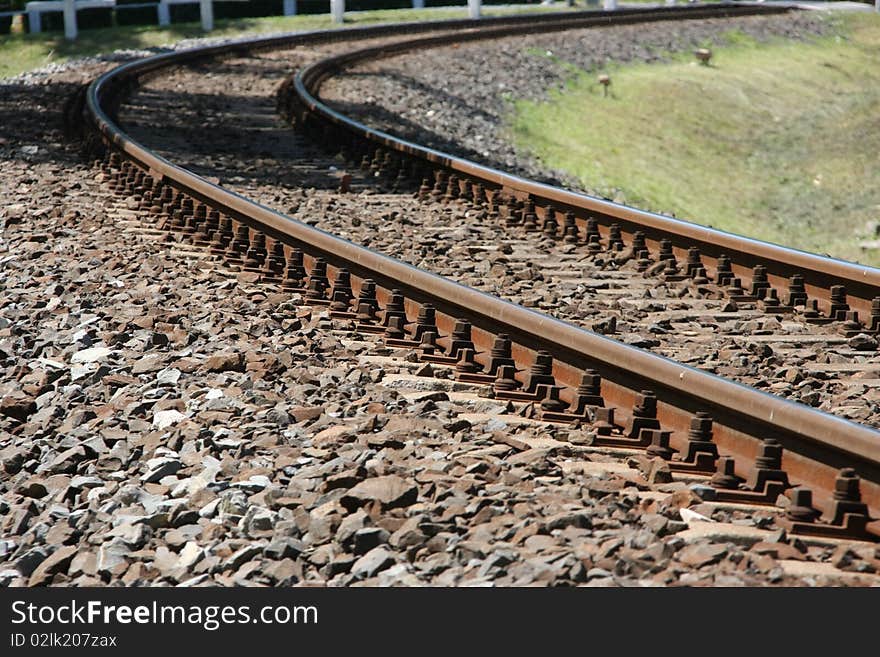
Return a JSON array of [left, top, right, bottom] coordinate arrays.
[[71, 328, 91, 343], [156, 368, 181, 386], [96, 540, 129, 573], [70, 346, 113, 364], [141, 457, 183, 484], [70, 475, 103, 489], [680, 508, 714, 523], [35, 357, 66, 370], [152, 409, 186, 430], [177, 541, 205, 569], [198, 498, 220, 518], [69, 364, 95, 381]]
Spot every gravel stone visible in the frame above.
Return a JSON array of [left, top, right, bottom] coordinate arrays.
[[341, 475, 419, 511], [351, 546, 396, 579], [677, 543, 728, 568]]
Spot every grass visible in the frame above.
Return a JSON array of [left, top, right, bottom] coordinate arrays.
[[0, 3, 577, 79], [510, 12, 880, 265]]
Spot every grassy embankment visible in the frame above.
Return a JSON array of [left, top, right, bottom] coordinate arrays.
[[510, 13, 880, 265], [0, 3, 576, 79]]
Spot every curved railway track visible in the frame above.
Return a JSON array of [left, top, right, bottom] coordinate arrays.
[[75, 4, 880, 548]]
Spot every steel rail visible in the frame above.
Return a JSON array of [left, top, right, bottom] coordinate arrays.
[[82, 5, 880, 538], [290, 6, 880, 323]]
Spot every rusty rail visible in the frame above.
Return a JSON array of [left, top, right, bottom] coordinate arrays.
[[82, 4, 880, 541], [288, 6, 880, 324]]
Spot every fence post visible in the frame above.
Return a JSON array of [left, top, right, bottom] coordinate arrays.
[[468, 0, 480, 20], [157, 0, 170, 26], [330, 0, 343, 23], [199, 0, 213, 31], [283, 0, 297, 15], [27, 6, 41, 33], [63, 0, 77, 40]]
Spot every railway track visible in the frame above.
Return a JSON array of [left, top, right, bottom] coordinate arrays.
[[68, 4, 880, 572], [114, 15, 880, 435]]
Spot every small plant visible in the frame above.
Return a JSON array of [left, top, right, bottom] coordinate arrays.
[[597, 73, 611, 97]]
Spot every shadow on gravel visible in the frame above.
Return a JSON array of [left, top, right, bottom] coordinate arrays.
[[0, 79, 87, 167], [121, 82, 378, 193], [326, 96, 483, 159], [326, 92, 564, 189], [337, 69, 499, 125]]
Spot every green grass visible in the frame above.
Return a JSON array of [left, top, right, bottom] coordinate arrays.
[[0, 3, 576, 79], [510, 13, 880, 265]]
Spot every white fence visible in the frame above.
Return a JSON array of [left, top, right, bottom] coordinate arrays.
[[4, 1, 877, 46], [17, 0, 465, 38], [6, 0, 652, 41], [26, 0, 113, 38], [23, 0, 226, 36]]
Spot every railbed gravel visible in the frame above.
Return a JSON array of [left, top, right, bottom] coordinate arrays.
[[2, 20, 879, 589]]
